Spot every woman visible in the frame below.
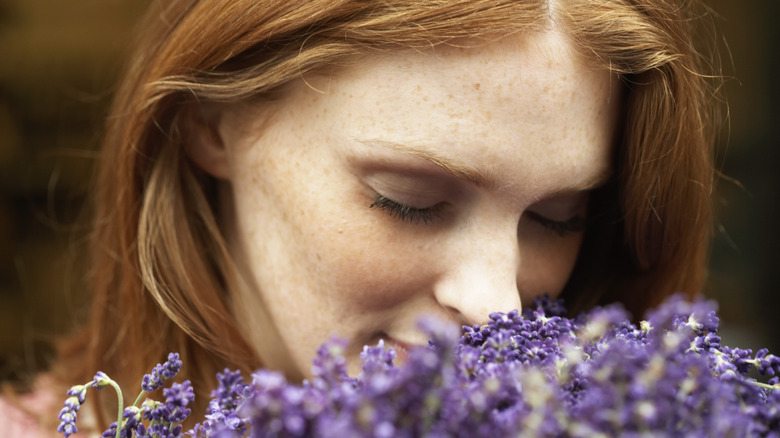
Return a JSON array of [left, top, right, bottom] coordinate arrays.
[[6, 0, 723, 434]]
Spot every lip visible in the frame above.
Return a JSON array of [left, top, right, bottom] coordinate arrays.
[[379, 334, 420, 365]]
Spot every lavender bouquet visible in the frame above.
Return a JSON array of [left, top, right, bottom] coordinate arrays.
[[58, 295, 779, 437]]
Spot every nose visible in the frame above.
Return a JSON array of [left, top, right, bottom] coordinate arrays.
[[432, 223, 522, 326]]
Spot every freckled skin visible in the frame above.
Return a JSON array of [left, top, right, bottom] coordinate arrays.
[[216, 30, 621, 378]]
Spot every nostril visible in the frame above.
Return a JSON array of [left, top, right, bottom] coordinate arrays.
[[434, 285, 522, 328]]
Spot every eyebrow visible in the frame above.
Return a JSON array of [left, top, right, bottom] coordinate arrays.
[[356, 138, 493, 188], [356, 138, 613, 194]]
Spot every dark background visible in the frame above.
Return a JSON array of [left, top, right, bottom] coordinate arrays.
[[1, 0, 778, 383]]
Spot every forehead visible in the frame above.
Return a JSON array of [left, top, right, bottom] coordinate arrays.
[[272, 30, 620, 199]]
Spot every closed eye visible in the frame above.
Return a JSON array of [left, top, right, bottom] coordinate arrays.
[[524, 211, 587, 237], [369, 195, 444, 225]]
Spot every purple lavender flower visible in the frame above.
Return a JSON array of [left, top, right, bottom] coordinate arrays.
[[755, 348, 780, 376], [239, 370, 315, 437], [61, 296, 780, 438], [164, 380, 195, 423], [92, 371, 112, 390], [257, 297, 774, 437], [212, 369, 247, 411], [310, 337, 351, 389], [189, 369, 250, 436], [101, 407, 143, 438], [142, 353, 183, 392], [57, 385, 87, 437]]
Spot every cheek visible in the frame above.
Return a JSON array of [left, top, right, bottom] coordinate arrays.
[[239, 143, 438, 319], [305, 206, 441, 312]]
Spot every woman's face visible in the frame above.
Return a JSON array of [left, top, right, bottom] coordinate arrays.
[[211, 30, 620, 378]]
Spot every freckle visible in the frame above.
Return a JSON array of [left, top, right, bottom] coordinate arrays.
[[423, 96, 429, 102], [474, 83, 481, 90]]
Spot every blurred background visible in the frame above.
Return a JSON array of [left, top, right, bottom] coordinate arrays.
[[0, 0, 778, 385]]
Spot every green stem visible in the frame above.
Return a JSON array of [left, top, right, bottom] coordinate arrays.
[[133, 390, 147, 408], [104, 379, 124, 438], [751, 381, 779, 391]]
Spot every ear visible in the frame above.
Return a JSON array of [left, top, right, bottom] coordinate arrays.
[[180, 103, 230, 179]]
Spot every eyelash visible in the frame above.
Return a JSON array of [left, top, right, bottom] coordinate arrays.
[[524, 211, 587, 237], [370, 195, 587, 236], [369, 195, 443, 224]]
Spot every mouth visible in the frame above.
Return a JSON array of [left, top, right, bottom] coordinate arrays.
[[378, 333, 417, 365]]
